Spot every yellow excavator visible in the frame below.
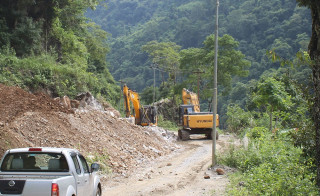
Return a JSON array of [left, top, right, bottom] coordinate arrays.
[[123, 84, 157, 126], [178, 88, 219, 140]]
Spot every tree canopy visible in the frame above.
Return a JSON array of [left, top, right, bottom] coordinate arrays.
[[87, 0, 311, 92], [180, 34, 250, 98]]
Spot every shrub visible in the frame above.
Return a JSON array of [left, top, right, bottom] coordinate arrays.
[[226, 104, 253, 134], [86, 151, 112, 175], [219, 129, 317, 195], [0, 51, 119, 105], [247, 127, 268, 140]]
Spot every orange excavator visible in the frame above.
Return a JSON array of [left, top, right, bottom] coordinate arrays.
[[123, 84, 157, 126], [178, 88, 219, 140]]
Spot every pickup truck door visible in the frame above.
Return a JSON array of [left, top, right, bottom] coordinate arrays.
[[71, 154, 89, 196], [78, 155, 91, 195]]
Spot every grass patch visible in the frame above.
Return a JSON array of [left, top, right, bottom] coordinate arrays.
[[86, 151, 112, 175]]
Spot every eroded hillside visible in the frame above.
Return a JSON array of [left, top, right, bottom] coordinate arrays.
[[0, 84, 178, 177]]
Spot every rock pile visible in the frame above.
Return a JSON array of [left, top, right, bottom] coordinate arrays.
[[0, 84, 178, 178]]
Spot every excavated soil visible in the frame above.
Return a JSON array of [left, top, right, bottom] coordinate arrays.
[[0, 84, 178, 178], [0, 84, 236, 195]]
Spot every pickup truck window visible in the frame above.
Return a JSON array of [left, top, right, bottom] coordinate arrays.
[[79, 155, 89, 173], [0, 153, 69, 172], [71, 155, 81, 174]]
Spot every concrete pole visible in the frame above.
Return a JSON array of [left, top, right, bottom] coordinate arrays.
[[153, 66, 156, 105], [212, 0, 219, 167]]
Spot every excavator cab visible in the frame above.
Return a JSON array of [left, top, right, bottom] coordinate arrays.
[[140, 105, 157, 126], [178, 105, 194, 126]]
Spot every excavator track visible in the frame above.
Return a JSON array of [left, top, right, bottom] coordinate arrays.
[[206, 131, 219, 140], [178, 129, 190, 141]]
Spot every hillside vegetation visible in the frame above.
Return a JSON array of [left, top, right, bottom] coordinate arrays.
[[88, 0, 310, 90], [0, 0, 118, 104]]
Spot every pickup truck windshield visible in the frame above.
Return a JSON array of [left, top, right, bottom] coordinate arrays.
[[0, 152, 69, 172]]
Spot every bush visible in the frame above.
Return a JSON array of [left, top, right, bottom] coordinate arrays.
[[86, 151, 112, 175], [226, 104, 254, 135], [0, 51, 119, 105], [247, 127, 268, 140], [219, 129, 317, 195]]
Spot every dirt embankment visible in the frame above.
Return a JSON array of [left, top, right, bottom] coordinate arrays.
[[0, 84, 178, 177]]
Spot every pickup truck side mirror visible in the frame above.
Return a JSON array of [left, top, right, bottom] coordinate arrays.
[[91, 163, 100, 172]]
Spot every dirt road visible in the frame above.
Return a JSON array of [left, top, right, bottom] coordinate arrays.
[[103, 134, 234, 196]]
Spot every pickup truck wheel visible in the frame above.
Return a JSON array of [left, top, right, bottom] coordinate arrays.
[[95, 187, 101, 196]]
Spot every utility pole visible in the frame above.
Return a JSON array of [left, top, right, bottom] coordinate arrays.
[[118, 80, 125, 113], [153, 65, 156, 105], [212, 0, 219, 167]]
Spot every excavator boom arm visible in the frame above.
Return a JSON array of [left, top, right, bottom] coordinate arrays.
[[130, 90, 141, 124], [182, 88, 200, 112], [123, 85, 142, 124], [123, 85, 131, 118]]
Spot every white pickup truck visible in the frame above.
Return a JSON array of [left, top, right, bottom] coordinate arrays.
[[0, 147, 101, 196]]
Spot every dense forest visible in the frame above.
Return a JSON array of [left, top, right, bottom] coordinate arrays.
[[0, 0, 118, 105], [88, 0, 311, 85], [1, 0, 320, 194], [87, 0, 312, 126]]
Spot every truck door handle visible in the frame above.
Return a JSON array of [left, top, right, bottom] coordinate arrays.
[[77, 181, 80, 184]]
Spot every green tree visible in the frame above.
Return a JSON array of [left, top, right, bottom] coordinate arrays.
[[85, 22, 110, 73], [252, 77, 292, 131], [270, 39, 293, 59], [142, 41, 181, 85], [11, 17, 43, 56], [180, 34, 250, 99], [226, 104, 253, 134]]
